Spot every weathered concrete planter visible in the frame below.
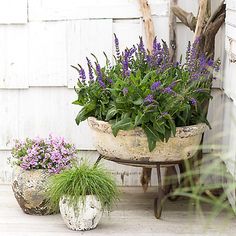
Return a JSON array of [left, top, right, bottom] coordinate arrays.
[[12, 168, 55, 215], [88, 117, 207, 164], [59, 195, 102, 231]]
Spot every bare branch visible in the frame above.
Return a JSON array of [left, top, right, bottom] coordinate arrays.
[[194, 0, 208, 40], [171, 5, 197, 32], [169, 0, 178, 62], [138, 0, 155, 51]]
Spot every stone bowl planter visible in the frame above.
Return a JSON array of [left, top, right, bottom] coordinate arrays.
[[12, 168, 56, 215], [59, 195, 102, 231], [88, 117, 208, 165]]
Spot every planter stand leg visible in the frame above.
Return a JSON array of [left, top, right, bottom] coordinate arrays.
[[154, 164, 164, 219], [94, 155, 103, 166]]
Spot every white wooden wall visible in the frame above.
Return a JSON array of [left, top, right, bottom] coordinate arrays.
[[222, 0, 236, 179], [0, 0, 225, 185]]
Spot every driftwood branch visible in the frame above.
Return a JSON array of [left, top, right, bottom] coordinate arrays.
[[194, 0, 208, 40], [169, 0, 178, 62], [171, 5, 197, 32], [138, 0, 155, 191], [139, 0, 155, 51]]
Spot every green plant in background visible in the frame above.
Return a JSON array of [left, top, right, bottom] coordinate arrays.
[[72, 35, 220, 151], [165, 153, 236, 220], [47, 161, 119, 212]]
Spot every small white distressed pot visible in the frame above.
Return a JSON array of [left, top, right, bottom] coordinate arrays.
[[88, 117, 208, 165], [59, 195, 103, 231]]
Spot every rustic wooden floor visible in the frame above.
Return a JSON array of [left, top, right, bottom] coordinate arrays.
[[0, 185, 235, 236]]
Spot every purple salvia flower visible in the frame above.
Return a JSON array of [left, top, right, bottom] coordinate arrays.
[[86, 57, 94, 81], [114, 34, 121, 59], [107, 78, 113, 84], [151, 81, 161, 91], [122, 49, 131, 77], [162, 87, 172, 94], [138, 36, 145, 54], [123, 87, 128, 96], [189, 98, 197, 105], [79, 66, 86, 83], [95, 63, 103, 80], [144, 94, 154, 104], [98, 79, 106, 88]]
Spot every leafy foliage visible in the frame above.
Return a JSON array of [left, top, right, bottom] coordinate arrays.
[[47, 161, 119, 212], [73, 36, 220, 151]]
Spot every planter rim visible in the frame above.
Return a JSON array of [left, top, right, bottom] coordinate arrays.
[[88, 117, 208, 138]]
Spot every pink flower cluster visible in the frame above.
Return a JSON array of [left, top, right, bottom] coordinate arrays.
[[11, 135, 77, 173]]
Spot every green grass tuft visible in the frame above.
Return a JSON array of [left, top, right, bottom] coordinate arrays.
[[46, 161, 119, 212]]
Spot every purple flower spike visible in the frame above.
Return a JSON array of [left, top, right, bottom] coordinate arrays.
[[190, 98, 197, 105], [96, 63, 103, 80], [114, 34, 120, 59], [123, 87, 128, 96], [86, 57, 94, 81], [138, 36, 145, 53], [151, 81, 161, 91], [79, 66, 86, 83], [144, 94, 154, 104], [162, 87, 172, 94]]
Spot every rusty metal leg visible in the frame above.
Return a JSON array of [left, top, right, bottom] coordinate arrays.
[[94, 155, 103, 166], [154, 164, 164, 219]]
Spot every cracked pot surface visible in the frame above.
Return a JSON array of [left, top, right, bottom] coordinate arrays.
[[12, 168, 56, 215], [59, 195, 102, 231]]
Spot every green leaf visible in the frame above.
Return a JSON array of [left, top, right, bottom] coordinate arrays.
[[153, 121, 165, 135], [168, 117, 176, 136], [132, 98, 143, 105], [75, 102, 96, 125], [72, 100, 83, 105], [143, 124, 160, 152], [165, 127, 171, 142], [134, 112, 144, 126], [111, 117, 133, 136], [106, 106, 117, 121]]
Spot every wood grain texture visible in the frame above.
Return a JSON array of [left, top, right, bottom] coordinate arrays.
[[1, 185, 236, 235], [28, 22, 67, 87], [193, 0, 208, 40], [28, 0, 169, 21], [0, 25, 28, 89], [138, 0, 155, 51]]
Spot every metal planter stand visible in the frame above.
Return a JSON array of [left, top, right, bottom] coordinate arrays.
[[95, 155, 183, 219]]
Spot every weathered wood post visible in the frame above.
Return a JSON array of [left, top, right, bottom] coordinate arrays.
[[138, 0, 155, 191]]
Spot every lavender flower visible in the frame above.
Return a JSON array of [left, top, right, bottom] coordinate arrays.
[[144, 94, 154, 104], [151, 81, 161, 91], [86, 57, 94, 81], [123, 87, 128, 96]]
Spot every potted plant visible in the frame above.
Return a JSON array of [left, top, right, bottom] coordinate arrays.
[[47, 161, 119, 231], [72, 35, 220, 163], [10, 135, 77, 215]]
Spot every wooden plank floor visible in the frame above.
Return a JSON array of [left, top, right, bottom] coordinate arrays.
[[0, 185, 235, 236]]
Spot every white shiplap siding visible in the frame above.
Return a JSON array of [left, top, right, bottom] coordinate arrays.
[[0, 0, 226, 185]]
